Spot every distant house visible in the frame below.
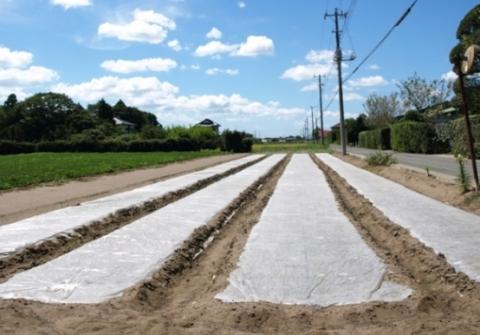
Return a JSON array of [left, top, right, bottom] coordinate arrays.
[[114, 117, 136, 133], [196, 118, 220, 132]]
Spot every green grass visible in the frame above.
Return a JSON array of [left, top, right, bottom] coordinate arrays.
[[0, 150, 222, 191], [253, 142, 330, 153]]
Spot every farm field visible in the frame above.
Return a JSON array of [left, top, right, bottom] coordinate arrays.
[[0, 150, 223, 191], [252, 142, 329, 153], [0, 154, 479, 334]]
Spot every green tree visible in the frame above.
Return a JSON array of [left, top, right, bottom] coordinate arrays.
[[89, 99, 114, 122], [3, 94, 17, 110], [363, 93, 402, 129], [397, 73, 452, 112], [15, 93, 84, 141], [450, 4, 480, 115]]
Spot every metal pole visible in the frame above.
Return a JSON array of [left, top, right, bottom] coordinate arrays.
[[458, 69, 480, 191], [318, 75, 325, 145], [333, 8, 347, 155], [311, 106, 315, 142]]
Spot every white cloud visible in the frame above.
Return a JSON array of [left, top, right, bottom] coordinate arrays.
[[301, 82, 317, 92], [206, 27, 222, 40], [194, 41, 238, 57], [342, 92, 365, 101], [167, 39, 182, 51], [238, 1, 246, 8], [305, 50, 334, 63], [235, 35, 274, 57], [282, 49, 335, 82], [194, 40, 238, 57], [194, 35, 274, 58], [53, 76, 303, 122], [98, 9, 176, 44], [50, 0, 92, 9], [347, 75, 388, 88], [442, 70, 457, 82], [0, 46, 58, 96], [369, 64, 380, 71], [0, 66, 58, 86], [282, 63, 332, 81], [205, 68, 239, 76], [191, 64, 200, 70], [53, 76, 179, 106], [0, 46, 33, 68], [101, 58, 177, 74]]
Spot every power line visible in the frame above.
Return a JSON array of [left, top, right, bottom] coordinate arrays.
[[323, 0, 419, 111], [343, 0, 418, 83]]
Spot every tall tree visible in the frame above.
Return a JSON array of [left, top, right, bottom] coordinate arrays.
[[450, 4, 480, 114], [363, 93, 402, 129], [397, 73, 452, 112], [3, 94, 17, 110]]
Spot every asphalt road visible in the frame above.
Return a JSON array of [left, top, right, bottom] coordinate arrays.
[[330, 145, 480, 179]]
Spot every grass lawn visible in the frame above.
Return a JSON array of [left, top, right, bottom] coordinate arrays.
[[253, 142, 330, 153], [0, 150, 222, 191]]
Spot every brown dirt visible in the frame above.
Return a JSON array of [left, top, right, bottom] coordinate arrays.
[[0, 155, 266, 284], [0, 154, 246, 225], [0, 154, 480, 334], [334, 153, 480, 215]]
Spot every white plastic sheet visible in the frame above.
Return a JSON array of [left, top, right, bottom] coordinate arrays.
[[0, 155, 285, 304], [217, 154, 411, 306], [0, 155, 263, 257], [317, 154, 480, 281]]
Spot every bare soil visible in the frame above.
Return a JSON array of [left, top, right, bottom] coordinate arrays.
[[335, 153, 480, 215], [0, 155, 265, 284], [0, 154, 245, 225], [0, 154, 479, 334]]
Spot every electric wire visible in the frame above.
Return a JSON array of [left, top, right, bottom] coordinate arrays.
[[323, 0, 419, 111]]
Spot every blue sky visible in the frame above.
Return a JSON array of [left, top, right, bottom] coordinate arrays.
[[0, 0, 477, 137]]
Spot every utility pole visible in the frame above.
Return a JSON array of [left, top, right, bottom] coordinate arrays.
[[325, 8, 355, 155], [310, 106, 315, 142], [315, 75, 325, 145], [457, 67, 480, 192]]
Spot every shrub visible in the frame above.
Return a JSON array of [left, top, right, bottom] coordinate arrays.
[[36, 140, 74, 152], [455, 154, 471, 193], [391, 121, 447, 153], [404, 110, 423, 122], [359, 128, 391, 150], [221, 130, 253, 153], [365, 151, 397, 166], [0, 141, 36, 155], [449, 115, 480, 158]]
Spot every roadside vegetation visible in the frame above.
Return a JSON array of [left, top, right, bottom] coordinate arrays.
[[0, 151, 221, 191], [0, 93, 255, 155], [365, 152, 397, 167], [330, 5, 480, 158]]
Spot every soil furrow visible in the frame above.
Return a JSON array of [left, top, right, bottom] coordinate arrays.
[[310, 153, 480, 332], [0, 155, 267, 283]]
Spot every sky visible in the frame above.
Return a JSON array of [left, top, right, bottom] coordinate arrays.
[[0, 0, 477, 137]]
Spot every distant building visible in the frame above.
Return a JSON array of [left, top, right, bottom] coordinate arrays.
[[196, 118, 221, 132], [114, 117, 136, 133]]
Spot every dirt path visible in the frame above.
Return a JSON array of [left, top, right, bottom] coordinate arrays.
[[0, 154, 244, 225], [1, 154, 479, 334]]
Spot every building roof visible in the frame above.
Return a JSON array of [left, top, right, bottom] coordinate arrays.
[[196, 118, 220, 127], [113, 117, 136, 127]]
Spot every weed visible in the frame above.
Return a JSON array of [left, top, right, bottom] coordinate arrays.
[[456, 154, 472, 193], [365, 151, 397, 166]]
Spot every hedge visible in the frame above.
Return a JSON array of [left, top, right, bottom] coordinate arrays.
[[391, 121, 448, 154], [221, 130, 253, 153], [449, 115, 480, 157], [358, 128, 391, 150], [0, 138, 218, 155]]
